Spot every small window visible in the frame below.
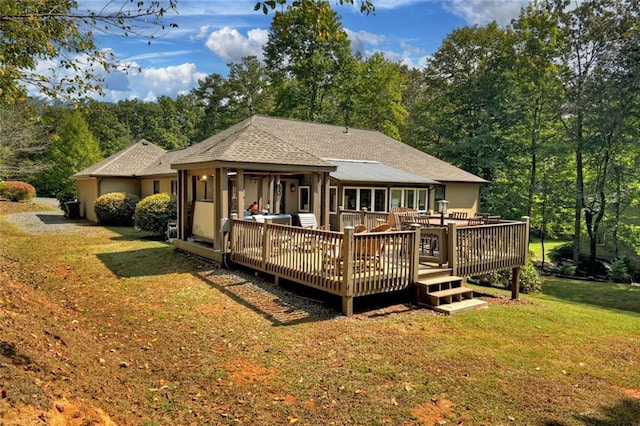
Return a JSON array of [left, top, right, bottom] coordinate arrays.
[[170, 180, 177, 195], [298, 186, 310, 212], [153, 180, 160, 194], [344, 188, 357, 210], [329, 186, 338, 214], [434, 186, 445, 203]]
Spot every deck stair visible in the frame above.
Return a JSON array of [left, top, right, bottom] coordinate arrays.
[[415, 266, 487, 314]]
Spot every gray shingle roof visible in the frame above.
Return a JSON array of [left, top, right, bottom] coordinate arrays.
[[172, 119, 334, 169], [73, 139, 166, 178], [173, 115, 486, 184]]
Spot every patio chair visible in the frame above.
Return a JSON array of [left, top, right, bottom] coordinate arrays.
[[354, 224, 367, 233], [323, 232, 386, 274], [298, 213, 330, 230], [449, 211, 468, 220], [485, 215, 501, 224], [466, 217, 484, 226]]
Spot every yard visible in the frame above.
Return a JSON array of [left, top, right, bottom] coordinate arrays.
[[1, 201, 639, 425]]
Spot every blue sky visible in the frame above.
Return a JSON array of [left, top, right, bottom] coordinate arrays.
[[51, 0, 531, 102]]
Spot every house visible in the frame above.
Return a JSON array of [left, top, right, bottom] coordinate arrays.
[[72, 139, 177, 222], [168, 115, 485, 251], [74, 116, 528, 316]]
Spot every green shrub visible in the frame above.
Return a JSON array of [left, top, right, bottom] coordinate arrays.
[[134, 193, 177, 236], [0, 181, 36, 202], [94, 192, 139, 226], [609, 258, 631, 283], [557, 262, 577, 276], [471, 255, 542, 294]]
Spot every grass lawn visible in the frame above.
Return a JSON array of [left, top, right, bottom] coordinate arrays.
[[1, 201, 639, 425]]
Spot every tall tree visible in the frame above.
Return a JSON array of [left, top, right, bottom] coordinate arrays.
[[0, 104, 48, 179], [32, 108, 102, 197], [83, 101, 133, 157], [263, 0, 352, 121], [338, 53, 408, 139], [551, 0, 639, 264]]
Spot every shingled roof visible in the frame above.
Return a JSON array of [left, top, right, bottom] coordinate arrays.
[[171, 118, 335, 170], [73, 139, 166, 178], [173, 116, 486, 184]]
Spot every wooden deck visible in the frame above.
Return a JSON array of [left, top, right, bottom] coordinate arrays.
[[218, 216, 530, 315]]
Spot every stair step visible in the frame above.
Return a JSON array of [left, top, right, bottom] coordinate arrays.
[[428, 286, 473, 298], [416, 275, 464, 287], [425, 286, 474, 307], [430, 299, 488, 315]]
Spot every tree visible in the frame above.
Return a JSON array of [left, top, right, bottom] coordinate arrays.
[[254, 0, 374, 15], [0, 104, 49, 180], [264, 0, 353, 121], [83, 101, 133, 157], [338, 53, 408, 139], [31, 108, 102, 197], [551, 0, 639, 265], [0, 0, 177, 104]]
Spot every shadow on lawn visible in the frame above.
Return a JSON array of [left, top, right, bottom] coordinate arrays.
[[542, 279, 640, 315], [196, 267, 341, 326], [544, 397, 640, 425], [96, 246, 200, 277]]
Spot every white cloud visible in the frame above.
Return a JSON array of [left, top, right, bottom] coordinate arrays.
[[123, 63, 207, 102], [204, 27, 269, 63], [192, 25, 210, 40], [444, 0, 530, 26]]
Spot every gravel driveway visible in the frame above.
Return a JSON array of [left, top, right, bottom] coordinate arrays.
[[4, 198, 104, 236]]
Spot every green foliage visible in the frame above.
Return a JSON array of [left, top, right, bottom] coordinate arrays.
[[0, 0, 177, 103], [0, 104, 49, 180], [264, 0, 353, 121], [30, 108, 102, 197], [609, 258, 631, 283], [0, 180, 36, 201], [134, 193, 177, 236], [557, 263, 577, 276], [94, 192, 139, 226], [471, 256, 542, 294], [548, 242, 576, 263]]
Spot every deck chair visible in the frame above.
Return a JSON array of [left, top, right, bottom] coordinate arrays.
[[384, 207, 415, 230], [323, 232, 386, 274], [449, 211, 468, 220], [466, 217, 484, 226], [298, 213, 330, 230], [354, 224, 367, 233]]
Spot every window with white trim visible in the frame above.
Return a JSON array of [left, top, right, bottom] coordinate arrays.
[[298, 186, 310, 212], [390, 188, 429, 212], [329, 186, 338, 214], [342, 187, 388, 212]]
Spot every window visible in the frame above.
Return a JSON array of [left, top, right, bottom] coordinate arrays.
[[329, 186, 338, 214], [434, 186, 445, 204], [390, 188, 429, 211], [343, 187, 388, 212], [298, 186, 310, 212], [153, 180, 160, 194], [170, 180, 177, 195]]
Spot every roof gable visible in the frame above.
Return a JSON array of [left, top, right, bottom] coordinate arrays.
[[73, 139, 166, 178], [172, 118, 335, 169]]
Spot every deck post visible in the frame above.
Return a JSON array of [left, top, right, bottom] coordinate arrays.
[[338, 209, 344, 232], [261, 219, 272, 271], [342, 226, 355, 316], [447, 223, 457, 275], [411, 224, 421, 283], [511, 267, 520, 300]]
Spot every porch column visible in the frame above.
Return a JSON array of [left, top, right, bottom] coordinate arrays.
[[322, 172, 330, 228], [214, 167, 229, 251], [237, 169, 245, 215], [312, 173, 321, 222], [267, 175, 275, 213], [177, 170, 189, 240], [274, 175, 281, 214]]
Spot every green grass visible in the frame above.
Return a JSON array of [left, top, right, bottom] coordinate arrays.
[[528, 237, 567, 261], [2, 201, 640, 425]]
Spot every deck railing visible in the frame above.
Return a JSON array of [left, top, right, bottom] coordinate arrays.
[[448, 219, 530, 277], [229, 215, 530, 315], [338, 209, 388, 231], [230, 218, 419, 314]]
